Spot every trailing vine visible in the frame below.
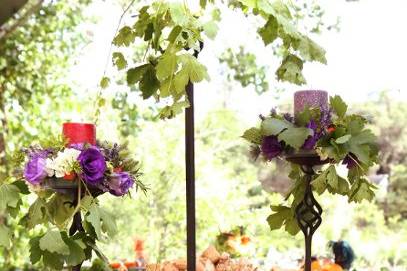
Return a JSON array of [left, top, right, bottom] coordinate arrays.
[[108, 0, 327, 119]]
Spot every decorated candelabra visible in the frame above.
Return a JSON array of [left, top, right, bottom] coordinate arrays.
[[13, 122, 145, 270], [243, 90, 379, 271]]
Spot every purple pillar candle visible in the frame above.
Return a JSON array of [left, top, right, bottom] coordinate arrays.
[[294, 90, 328, 115]]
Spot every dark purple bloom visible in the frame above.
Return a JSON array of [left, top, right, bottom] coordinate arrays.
[[283, 113, 294, 123], [302, 120, 319, 150], [78, 147, 106, 184], [343, 153, 359, 169], [107, 172, 134, 196], [69, 143, 85, 151], [24, 151, 48, 185], [261, 136, 284, 160]]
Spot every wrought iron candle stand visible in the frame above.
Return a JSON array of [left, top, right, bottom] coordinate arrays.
[[285, 150, 328, 271], [45, 179, 104, 271]]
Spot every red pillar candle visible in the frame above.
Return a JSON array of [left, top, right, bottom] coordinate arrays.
[[62, 122, 96, 145], [294, 90, 328, 115]]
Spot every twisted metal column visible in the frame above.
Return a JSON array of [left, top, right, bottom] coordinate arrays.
[[295, 165, 323, 271]]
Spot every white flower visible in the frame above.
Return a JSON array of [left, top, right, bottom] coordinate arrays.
[[46, 148, 81, 178]]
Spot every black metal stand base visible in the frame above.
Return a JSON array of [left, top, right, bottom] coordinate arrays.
[[286, 151, 327, 271]]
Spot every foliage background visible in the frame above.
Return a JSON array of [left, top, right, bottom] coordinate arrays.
[[0, 0, 406, 270]]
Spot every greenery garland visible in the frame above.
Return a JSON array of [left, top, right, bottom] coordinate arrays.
[[242, 95, 379, 235], [107, 0, 327, 119]]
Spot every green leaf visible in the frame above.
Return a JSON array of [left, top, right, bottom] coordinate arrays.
[[336, 134, 351, 144], [276, 54, 306, 85], [173, 69, 189, 93], [61, 232, 86, 266], [169, 3, 188, 26], [99, 76, 110, 89], [113, 26, 136, 47], [326, 165, 338, 190], [0, 183, 20, 212], [43, 251, 64, 270], [100, 208, 117, 237], [168, 26, 182, 43], [336, 176, 350, 195], [29, 237, 42, 264], [112, 52, 127, 70], [203, 21, 219, 40], [27, 198, 47, 229], [179, 54, 209, 83], [297, 36, 327, 64], [39, 230, 70, 255], [258, 15, 278, 45], [156, 52, 177, 81], [242, 127, 263, 145], [261, 117, 293, 136], [348, 143, 370, 164], [86, 204, 102, 239], [312, 171, 327, 194], [295, 106, 311, 126], [349, 179, 375, 203], [267, 213, 285, 230], [285, 216, 300, 236], [330, 95, 347, 118], [12, 180, 30, 194], [0, 224, 11, 248], [139, 65, 160, 99], [46, 194, 75, 228], [278, 127, 313, 149], [127, 64, 149, 85]]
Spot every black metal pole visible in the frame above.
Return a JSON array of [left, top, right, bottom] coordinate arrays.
[[185, 80, 196, 271]]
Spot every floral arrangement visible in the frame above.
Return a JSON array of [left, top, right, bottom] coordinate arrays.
[[23, 141, 143, 197], [242, 92, 379, 235], [215, 226, 253, 258], [1, 123, 145, 270]]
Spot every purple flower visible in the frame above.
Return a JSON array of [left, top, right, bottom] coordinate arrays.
[[78, 147, 106, 184], [302, 120, 319, 150], [343, 153, 359, 169], [283, 113, 294, 123], [69, 143, 85, 151], [320, 108, 332, 132], [24, 151, 48, 185], [107, 172, 134, 196], [261, 136, 284, 160]]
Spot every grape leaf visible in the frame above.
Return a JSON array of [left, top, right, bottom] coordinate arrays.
[[278, 127, 313, 149], [179, 54, 209, 83], [267, 205, 290, 230], [336, 134, 351, 144], [297, 36, 327, 64], [86, 204, 102, 239], [203, 21, 219, 40], [99, 208, 117, 237], [127, 64, 149, 85], [43, 251, 64, 270], [169, 2, 188, 26], [330, 95, 347, 118], [61, 232, 86, 266], [0, 224, 11, 248], [39, 231, 70, 255], [29, 237, 42, 264], [112, 52, 127, 70], [27, 198, 47, 229], [326, 165, 338, 190], [348, 179, 376, 203], [112, 26, 136, 47], [285, 215, 300, 236], [261, 117, 293, 136], [276, 54, 306, 85], [12, 180, 30, 194], [258, 15, 278, 45], [0, 183, 20, 212], [139, 65, 160, 99], [156, 52, 177, 81], [99, 76, 110, 89], [312, 171, 327, 195], [242, 127, 263, 144]]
